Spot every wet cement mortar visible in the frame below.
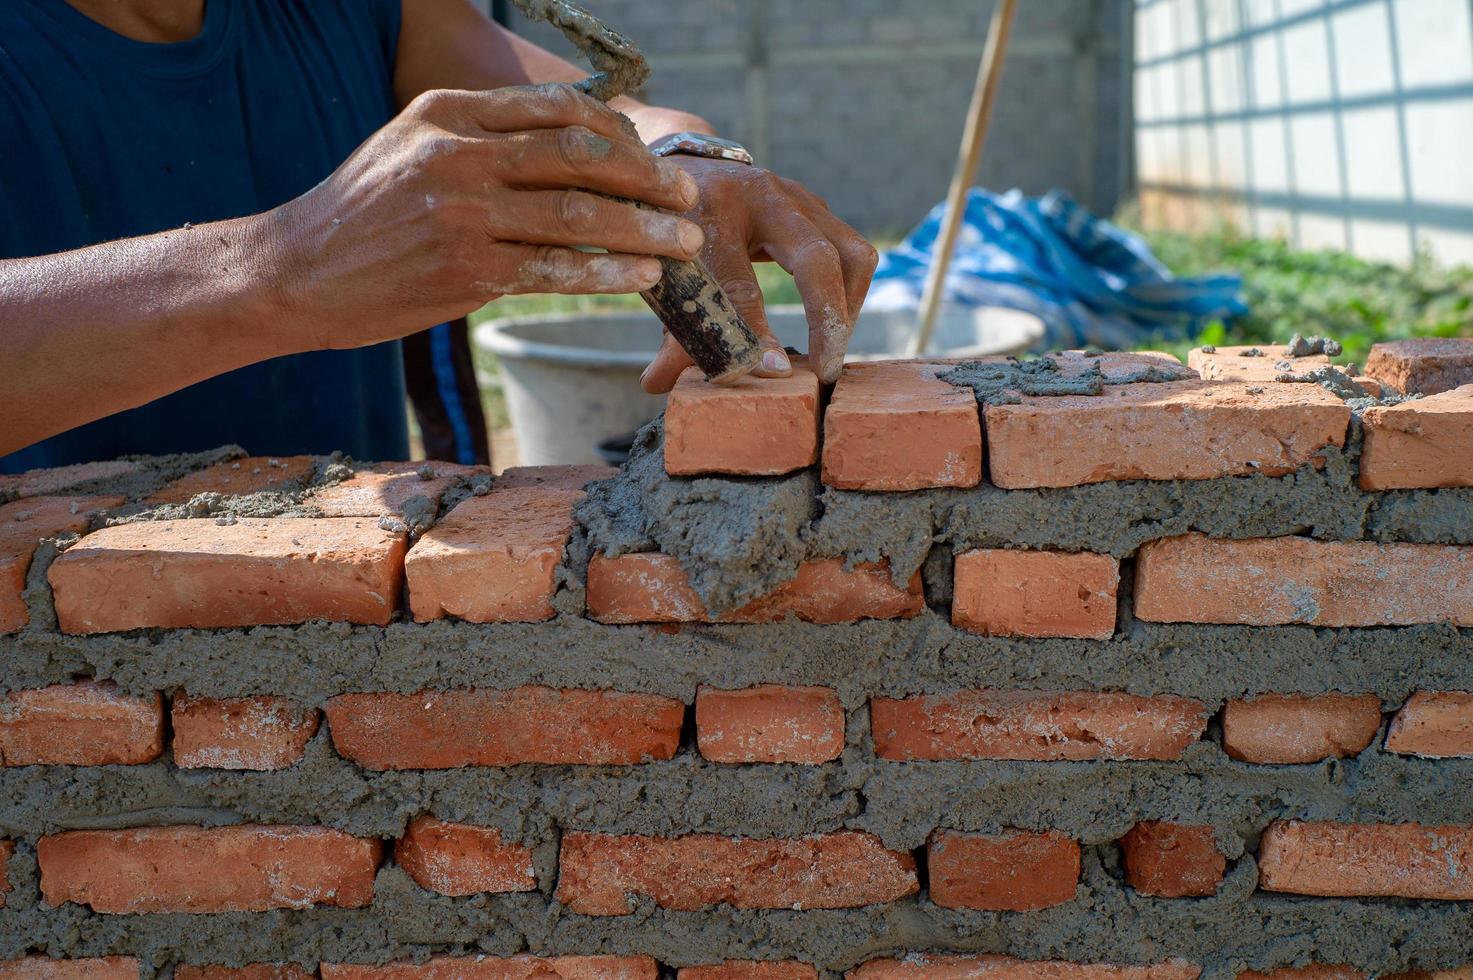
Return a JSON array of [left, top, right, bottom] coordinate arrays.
[[4, 403, 1473, 973]]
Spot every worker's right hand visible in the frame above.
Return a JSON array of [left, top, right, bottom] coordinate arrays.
[[263, 83, 704, 351]]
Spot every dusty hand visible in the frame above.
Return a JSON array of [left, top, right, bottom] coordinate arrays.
[[265, 83, 706, 351], [639, 157, 878, 392]]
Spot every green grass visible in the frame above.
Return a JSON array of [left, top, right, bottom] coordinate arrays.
[[1127, 226, 1473, 367]]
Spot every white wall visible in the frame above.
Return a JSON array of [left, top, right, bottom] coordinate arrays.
[[1133, 0, 1473, 266]]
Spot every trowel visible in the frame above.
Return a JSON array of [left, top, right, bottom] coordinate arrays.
[[509, 0, 763, 385]]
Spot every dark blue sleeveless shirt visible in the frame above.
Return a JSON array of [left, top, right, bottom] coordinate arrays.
[[1, 0, 411, 470]]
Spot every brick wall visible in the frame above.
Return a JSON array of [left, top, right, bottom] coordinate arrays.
[[498, 0, 1130, 235], [2, 338, 1473, 974]]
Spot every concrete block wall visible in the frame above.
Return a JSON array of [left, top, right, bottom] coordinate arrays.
[[499, 0, 1130, 235], [3, 339, 1473, 974]]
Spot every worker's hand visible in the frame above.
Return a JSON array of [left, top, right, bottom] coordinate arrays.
[[265, 83, 706, 351], [638, 157, 878, 392]]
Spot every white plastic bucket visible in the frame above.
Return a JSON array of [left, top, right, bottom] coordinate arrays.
[[474, 304, 1045, 466]]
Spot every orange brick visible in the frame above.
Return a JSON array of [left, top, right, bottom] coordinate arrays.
[[1187, 345, 1329, 382], [1386, 691, 1473, 758], [497, 464, 618, 490], [1258, 821, 1473, 899], [9, 460, 138, 499], [404, 485, 581, 623], [664, 364, 820, 476], [394, 816, 535, 895], [307, 460, 485, 518], [1237, 968, 1366, 980], [0, 839, 11, 908], [680, 966, 818, 980], [847, 955, 1201, 980], [557, 830, 917, 915], [321, 957, 658, 979], [1, 682, 163, 766], [0, 495, 122, 633], [0, 959, 140, 979], [822, 360, 982, 490], [984, 381, 1349, 489], [1360, 385, 1473, 490], [171, 695, 319, 770], [1221, 693, 1383, 764], [1120, 822, 1224, 897], [586, 553, 924, 625], [952, 549, 1119, 639], [175, 968, 315, 980], [1365, 338, 1473, 395], [696, 685, 844, 764], [326, 686, 683, 770], [1134, 534, 1473, 627], [871, 690, 1207, 761], [146, 456, 316, 505], [49, 517, 407, 633], [38, 824, 381, 913], [928, 829, 1080, 911]]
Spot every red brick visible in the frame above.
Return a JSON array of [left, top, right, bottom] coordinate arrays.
[[927, 829, 1080, 911], [1134, 534, 1473, 627], [847, 956, 1201, 980], [172, 695, 320, 770], [0, 960, 140, 979], [822, 360, 982, 490], [1258, 821, 1473, 899], [696, 685, 844, 764], [1365, 338, 1473, 395], [394, 816, 535, 895], [556, 830, 918, 915], [0, 839, 11, 908], [497, 464, 618, 490], [952, 549, 1119, 639], [984, 381, 1349, 489], [664, 364, 820, 476], [1237, 968, 1366, 980], [175, 968, 315, 980], [1360, 385, 1473, 490], [1120, 822, 1225, 897], [1, 682, 163, 766], [680, 966, 818, 980], [587, 553, 924, 625], [1187, 345, 1330, 383], [9, 460, 138, 498], [1386, 691, 1473, 758], [325, 686, 683, 770], [322, 957, 658, 979], [146, 456, 317, 505], [1221, 693, 1383, 764], [404, 485, 581, 623], [307, 460, 485, 518], [49, 517, 407, 633], [0, 495, 122, 633], [38, 824, 381, 913], [871, 690, 1207, 761]]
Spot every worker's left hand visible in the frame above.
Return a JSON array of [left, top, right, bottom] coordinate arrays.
[[638, 157, 878, 392]]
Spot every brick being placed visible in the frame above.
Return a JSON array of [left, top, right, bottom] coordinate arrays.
[[2, 360, 1472, 976]]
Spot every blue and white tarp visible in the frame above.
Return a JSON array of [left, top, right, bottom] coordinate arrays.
[[866, 188, 1247, 350]]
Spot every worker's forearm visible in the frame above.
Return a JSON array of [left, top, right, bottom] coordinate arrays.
[[0, 212, 295, 455]]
